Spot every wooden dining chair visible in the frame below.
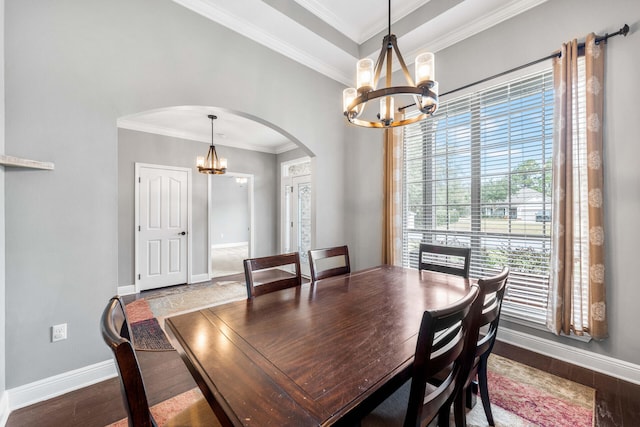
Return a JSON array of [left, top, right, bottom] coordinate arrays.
[[308, 245, 351, 281], [101, 296, 224, 427], [362, 285, 481, 427], [455, 267, 509, 427], [418, 243, 471, 278], [243, 252, 302, 298]]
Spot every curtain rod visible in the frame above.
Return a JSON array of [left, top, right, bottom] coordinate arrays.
[[399, 24, 629, 111]]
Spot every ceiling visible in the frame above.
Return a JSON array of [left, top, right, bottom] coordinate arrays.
[[120, 0, 547, 154]]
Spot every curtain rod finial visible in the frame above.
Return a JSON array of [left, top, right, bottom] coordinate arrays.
[[621, 24, 630, 36]]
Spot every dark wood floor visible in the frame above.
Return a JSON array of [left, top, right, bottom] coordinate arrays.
[[6, 277, 639, 426]]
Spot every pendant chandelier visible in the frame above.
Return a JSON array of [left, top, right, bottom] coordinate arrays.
[[342, 0, 439, 128], [197, 114, 227, 175]]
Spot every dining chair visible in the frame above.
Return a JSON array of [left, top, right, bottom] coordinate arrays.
[[243, 252, 302, 298], [455, 267, 509, 427], [308, 245, 351, 281], [418, 243, 471, 278], [101, 296, 224, 427], [362, 284, 481, 427]]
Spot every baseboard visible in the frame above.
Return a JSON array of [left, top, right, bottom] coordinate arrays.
[[117, 284, 136, 296], [0, 390, 9, 427], [7, 360, 117, 411], [190, 273, 210, 284], [211, 242, 248, 249], [498, 326, 640, 385], [117, 275, 211, 295]]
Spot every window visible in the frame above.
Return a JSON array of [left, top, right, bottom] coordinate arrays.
[[403, 68, 556, 325]]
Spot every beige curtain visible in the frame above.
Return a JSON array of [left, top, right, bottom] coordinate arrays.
[[382, 112, 404, 265], [548, 34, 608, 339]]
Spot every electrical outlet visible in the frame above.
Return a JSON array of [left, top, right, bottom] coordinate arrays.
[[52, 323, 67, 342]]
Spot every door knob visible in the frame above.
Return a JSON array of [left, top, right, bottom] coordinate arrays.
[[179, 231, 186, 235]]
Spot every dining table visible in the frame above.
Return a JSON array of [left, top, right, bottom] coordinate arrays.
[[165, 264, 473, 426]]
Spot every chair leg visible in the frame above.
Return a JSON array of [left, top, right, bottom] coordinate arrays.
[[478, 355, 495, 426], [437, 403, 451, 427], [453, 390, 467, 427], [465, 381, 477, 409]]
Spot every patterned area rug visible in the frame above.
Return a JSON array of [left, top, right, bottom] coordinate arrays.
[[125, 280, 247, 351], [484, 354, 594, 426], [105, 388, 204, 427], [365, 354, 594, 427]]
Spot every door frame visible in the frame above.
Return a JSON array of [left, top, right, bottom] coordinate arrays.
[[207, 171, 255, 279], [134, 163, 193, 293], [280, 156, 313, 276]]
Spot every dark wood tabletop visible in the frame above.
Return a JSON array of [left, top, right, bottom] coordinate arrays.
[[165, 264, 472, 426]]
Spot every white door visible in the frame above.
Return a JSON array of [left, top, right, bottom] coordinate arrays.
[[136, 164, 190, 291]]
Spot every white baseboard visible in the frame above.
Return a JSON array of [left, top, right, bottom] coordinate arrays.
[[117, 275, 212, 295], [211, 242, 248, 249], [117, 284, 136, 296], [498, 326, 640, 385], [0, 390, 9, 427], [190, 273, 210, 284], [7, 360, 117, 411]]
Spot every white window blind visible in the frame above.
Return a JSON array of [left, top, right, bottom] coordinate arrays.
[[402, 69, 556, 325]]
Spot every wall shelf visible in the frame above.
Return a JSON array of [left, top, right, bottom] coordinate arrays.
[[0, 155, 54, 170]]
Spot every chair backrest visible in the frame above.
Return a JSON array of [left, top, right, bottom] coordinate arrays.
[[243, 252, 302, 298], [404, 285, 481, 427], [474, 267, 509, 360], [418, 243, 471, 278], [308, 245, 351, 281], [101, 296, 156, 427]]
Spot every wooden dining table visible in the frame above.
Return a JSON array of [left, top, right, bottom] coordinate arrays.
[[165, 264, 473, 426]]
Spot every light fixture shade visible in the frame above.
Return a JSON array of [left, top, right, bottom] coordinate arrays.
[[343, 88, 357, 114], [379, 97, 394, 124], [420, 81, 439, 112], [357, 58, 375, 92], [415, 52, 435, 87]]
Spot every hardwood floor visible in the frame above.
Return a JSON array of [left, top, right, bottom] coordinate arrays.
[[6, 278, 639, 426]]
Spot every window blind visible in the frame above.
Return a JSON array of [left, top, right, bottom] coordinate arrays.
[[403, 69, 555, 325]]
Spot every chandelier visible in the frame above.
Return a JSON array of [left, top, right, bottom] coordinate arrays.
[[342, 0, 439, 128], [197, 114, 227, 175]]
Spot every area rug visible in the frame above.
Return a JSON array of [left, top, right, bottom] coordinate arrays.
[[105, 388, 204, 427], [366, 353, 594, 427], [482, 353, 594, 426], [125, 280, 247, 351]]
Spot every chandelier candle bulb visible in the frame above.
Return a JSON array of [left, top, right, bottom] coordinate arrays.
[[415, 52, 435, 87], [357, 58, 375, 92], [421, 81, 439, 109], [380, 97, 394, 123], [343, 88, 357, 114]]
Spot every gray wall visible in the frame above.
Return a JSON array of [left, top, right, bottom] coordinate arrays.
[[211, 176, 250, 246], [346, 0, 640, 365], [4, 0, 639, 393], [118, 129, 278, 287], [5, 0, 346, 388], [0, 0, 6, 404]]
